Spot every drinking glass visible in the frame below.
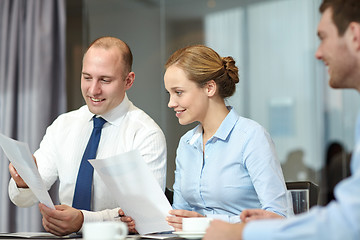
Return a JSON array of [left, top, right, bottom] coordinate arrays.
[[289, 189, 309, 214]]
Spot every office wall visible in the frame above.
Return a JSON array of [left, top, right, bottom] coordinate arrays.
[[66, 0, 360, 189]]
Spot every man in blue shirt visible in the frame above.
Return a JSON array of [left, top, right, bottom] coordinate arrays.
[[203, 0, 360, 239]]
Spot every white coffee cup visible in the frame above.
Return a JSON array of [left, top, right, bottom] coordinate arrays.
[[182, 217, 212, 233], [83, 221, 128, 240]]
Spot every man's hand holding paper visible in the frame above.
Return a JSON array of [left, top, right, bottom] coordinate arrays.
[[8, 155, 37, 188], [0, 133, 55, 209]]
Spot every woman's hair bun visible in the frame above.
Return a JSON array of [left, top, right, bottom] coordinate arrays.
[[222, 56, 239, 84]]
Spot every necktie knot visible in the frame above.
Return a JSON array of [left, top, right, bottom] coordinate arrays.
[[93, 116, 106, 129]]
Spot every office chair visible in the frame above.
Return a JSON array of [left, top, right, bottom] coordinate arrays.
[[286, 181, 319, 214], [165, 187, 174, 205]]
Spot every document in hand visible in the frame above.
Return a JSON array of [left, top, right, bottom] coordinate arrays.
[[0, 133, 55, 209], [89, 150, 174, 235]]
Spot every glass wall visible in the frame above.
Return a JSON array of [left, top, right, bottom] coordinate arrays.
[[66, 0, 358, 205]]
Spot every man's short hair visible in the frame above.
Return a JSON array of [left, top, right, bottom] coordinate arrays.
[[320, 0, 360, 36], [86, 36, 133, 73]]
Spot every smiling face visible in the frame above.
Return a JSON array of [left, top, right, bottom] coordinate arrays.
[[164, 65, 210, 125], [81, 46, 134, 115], [315, 8, 357, 89]]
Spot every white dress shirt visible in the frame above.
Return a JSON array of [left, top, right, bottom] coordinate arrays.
[[8, 94, 167, 226]]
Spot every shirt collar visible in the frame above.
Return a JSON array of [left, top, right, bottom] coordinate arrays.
[[85, 94, 131, 127], [213, 106, 239, 141], [188, 106, 239, 146]]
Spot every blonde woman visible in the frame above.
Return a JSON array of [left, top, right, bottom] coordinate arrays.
[[164, 45, 289, 231]]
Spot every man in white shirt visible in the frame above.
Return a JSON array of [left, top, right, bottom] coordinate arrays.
[[203, 0, 360, 239], [8, 36, 167, 236]]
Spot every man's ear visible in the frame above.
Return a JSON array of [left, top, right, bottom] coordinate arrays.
[[124, 72, 135, 90], [205, 80, 217, 97], [348, 22, 360, 52]]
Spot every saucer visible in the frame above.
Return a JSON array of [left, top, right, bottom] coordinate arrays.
[[173, 231, 205, 239]]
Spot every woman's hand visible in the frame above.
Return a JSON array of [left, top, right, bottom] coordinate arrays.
[[166, 209, 204, 231], [118, 209, 137, 234]]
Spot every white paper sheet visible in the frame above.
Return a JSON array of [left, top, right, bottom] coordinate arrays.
[[89, 150, 174, 235], [0, 133, 55, 209], [0, 232, 78, 238]]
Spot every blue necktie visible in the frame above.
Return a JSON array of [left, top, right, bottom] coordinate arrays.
[[72, 116, 106, 210]]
